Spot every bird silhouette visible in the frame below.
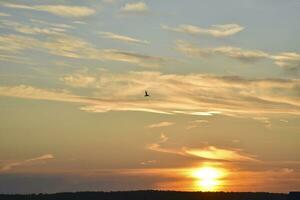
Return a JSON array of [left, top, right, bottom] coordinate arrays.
[[144, 90, 150, 97]]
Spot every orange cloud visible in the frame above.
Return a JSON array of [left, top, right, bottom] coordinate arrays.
[[185, 146, 257, 161], [0, 154, 54, 172], [147, 122, 175, 129]]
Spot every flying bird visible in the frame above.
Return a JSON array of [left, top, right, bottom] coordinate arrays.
[[144, 90, 150, 97]]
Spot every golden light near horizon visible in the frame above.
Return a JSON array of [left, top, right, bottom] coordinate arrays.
[[191, 167, 226, 191]]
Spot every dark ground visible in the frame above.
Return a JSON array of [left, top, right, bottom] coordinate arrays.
[[0, 191, 299, 200]]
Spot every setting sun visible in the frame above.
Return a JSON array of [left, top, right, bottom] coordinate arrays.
[[191, 167, 226, 191]]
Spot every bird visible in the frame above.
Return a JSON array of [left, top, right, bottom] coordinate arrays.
[[144, 90, 150, 97]]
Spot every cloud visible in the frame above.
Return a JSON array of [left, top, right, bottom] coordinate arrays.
[[0, 19, 68, 35], [0, 34, 165, 67], [0, 34, 38, 53], [0, 12, 10, 17], [147, 121, 174, 129], [99, 31, 149, 45], [0, 154, 54, 172], [0, 54, 33, 65], [186, 120, 208, 130], [102, 0, 118, 4], [185, 146, 256, 161], [147, 133, 185, 155], [121, 2, 148, 13], [271, 52, 300, 69], [253, 117, 272, 128], [3, 3, 95, 17], [176, 41, 300, 68], [213, 46, 269, 62], [62, 74, 96, 87], [176, 40, 269, 63], [140, 160, 157, 165], [162, 24, 244, 37], [1, 71, 300, 116], [0, 85, 80, 103], [147, 135, 256, 162], [279, 119, 289, 123]]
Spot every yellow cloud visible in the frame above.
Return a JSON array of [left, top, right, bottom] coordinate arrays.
[[0, 154, 54, 172], [162, 24, 244, 37], [0, 19, 68, 35], [3, 3, 95, 17], [0, 12, 10, 17], [176, 40, 300, 68], [185, 146, 257, 161], [0, 34, 165, 67], [147, 134, 256, 162], [62, 74, 96, 88], [121, 2, 148, 13], [271, 52, 300, 69], [99, 31, 149, 45], [176, 40, 269, 62], [147, 121, 174, 128], [1, 70, 300, 116]]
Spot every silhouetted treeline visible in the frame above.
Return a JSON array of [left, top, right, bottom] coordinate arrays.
[[1, 190, 298, 200]]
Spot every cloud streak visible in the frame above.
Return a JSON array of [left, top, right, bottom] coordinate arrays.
[[186, 120, 208, 130], [0, 154, 54, 172], [162, 24, 244, 37], [185, 146, 256, 161], [0, 34, 165, 67], [0, 19, 68, 35], [176, 40, 269, 63], [147, 134, 256, 162], [99, 31, 149, 45], [1, 71, 300, 116], [176, 40, 300, 68], [3, 3, 95, 17], [147, 122, 174, 129], [121, 2, 148, 13], [271, 52, 300, 69]]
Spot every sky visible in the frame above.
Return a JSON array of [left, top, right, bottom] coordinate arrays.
[[0, 0, 300, 194]]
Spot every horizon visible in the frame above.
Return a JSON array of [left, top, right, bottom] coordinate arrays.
[[0, 0, 300, 194], [0, 190, 294, 195]]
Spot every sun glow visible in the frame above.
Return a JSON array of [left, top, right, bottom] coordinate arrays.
[[191, 167, 225, 191]]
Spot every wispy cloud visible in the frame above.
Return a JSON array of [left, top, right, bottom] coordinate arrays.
[[186, 120, 208, 130], [0, 154, 54, 172], [0, 54, 33, 65], [121, 2, 148, 13], [252, 117, 272, 128], [0, 12, 10, 17], [3, 3, 95, 17], [176, 40, 300, 68], [176, 40, 269, 63], [0, 34, 38, 53], [213, 46, 269, 62], [0, 34, 165, 67], [102, 0, 118, 4], [147, 133, 185, 155], [162, 24, 244, 37], [1, 70, 300, 116], [147, 121, 174, 129], [140, 160, 157, 165], [0, 85, 83, 103], [62, 74, 96, 87], [0, 19, 68, 35], [147, 134, 256, 162], [271, 52, 300, 69], [99, 31, 149, 45], [185, 146, 257, 161]]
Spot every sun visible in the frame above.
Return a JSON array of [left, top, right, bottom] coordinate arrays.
[[191, 167, 225, 191]]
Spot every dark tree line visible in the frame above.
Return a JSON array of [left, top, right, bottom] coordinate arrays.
[[0, 190, 299, 200]]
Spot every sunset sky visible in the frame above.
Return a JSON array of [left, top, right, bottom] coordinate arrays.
[[0, 0, 300, 194]]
